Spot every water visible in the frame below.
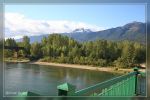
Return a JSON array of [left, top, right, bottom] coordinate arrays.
[[4, 62, 121, 96]]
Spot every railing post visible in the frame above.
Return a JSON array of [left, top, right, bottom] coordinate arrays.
[[133, 67, 139, 95], [57, 82, 76, 96]]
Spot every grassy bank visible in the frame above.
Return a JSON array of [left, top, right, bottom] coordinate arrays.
[[4, 57, 30, 63]]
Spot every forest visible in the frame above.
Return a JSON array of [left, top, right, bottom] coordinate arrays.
[[4, 34, 146, 68]]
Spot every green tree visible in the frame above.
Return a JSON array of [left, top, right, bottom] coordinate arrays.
[[30, 42, 42, 59], [8, 34, 145, 68], [114, 41, 137, 68], [4, 38, 17, 57], [22, 36, 31, 55], [5, 38, 17, 47]]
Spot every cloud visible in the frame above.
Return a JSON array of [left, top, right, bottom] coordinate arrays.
[[5, 12, 104, 39]]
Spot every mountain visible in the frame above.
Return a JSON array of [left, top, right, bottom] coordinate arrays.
[[63, 22, 146, 43], [72, 28, 92, 33], [16, 22, 146, 44]]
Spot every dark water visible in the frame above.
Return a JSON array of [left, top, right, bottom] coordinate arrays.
[[4, 62, 121, 96]]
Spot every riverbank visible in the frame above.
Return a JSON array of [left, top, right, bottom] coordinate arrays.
[[4, 58, 145, 73], [4, 58, 30, 63], [30, 61, 143, 74]]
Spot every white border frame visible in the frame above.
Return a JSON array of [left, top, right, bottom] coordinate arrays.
[[2, 3, 148, 98]]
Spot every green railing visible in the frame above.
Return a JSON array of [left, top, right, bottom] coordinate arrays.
[[98, 74, 136, 96], [57, 67, 145, 96]]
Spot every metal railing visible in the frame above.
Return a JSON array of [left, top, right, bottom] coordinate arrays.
[[57, 67, 145, 96]]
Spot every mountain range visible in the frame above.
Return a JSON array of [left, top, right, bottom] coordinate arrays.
[[16, 21, 146, 44]]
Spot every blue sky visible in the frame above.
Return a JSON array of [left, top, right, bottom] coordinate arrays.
[[5, 5, 145, 28], [5, 5, 145, 39]]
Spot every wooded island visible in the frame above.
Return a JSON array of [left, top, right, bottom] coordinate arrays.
[[4, 34, 146, 68]]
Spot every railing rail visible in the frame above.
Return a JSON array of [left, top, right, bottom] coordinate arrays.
[[57, 67, 145, 96], [98, 75, 136, 96], [74, 72, 136, 96]]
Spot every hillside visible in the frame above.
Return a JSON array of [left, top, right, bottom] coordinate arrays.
[[16, 22, 146, 44]]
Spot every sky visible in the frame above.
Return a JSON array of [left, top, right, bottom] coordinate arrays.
[[5, 5, 145, 39]]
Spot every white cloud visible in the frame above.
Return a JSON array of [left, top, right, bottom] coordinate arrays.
[[5, 12, 104, 39]]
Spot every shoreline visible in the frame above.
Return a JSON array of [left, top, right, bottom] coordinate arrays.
[[4, 60, 145, 74], [4, 59, 30, 63], [29, 61, 135, 74], [4, 58, 30, 63]]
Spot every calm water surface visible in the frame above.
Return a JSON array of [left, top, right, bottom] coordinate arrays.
[[4, 62, 121, 96]]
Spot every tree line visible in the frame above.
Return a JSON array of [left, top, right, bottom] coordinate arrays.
[[4, 34, 146, 68]]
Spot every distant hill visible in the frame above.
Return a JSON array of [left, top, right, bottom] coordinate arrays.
[[16, 22, 146, 44]]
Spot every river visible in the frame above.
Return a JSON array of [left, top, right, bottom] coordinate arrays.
[[4, 62, 121, 96]]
